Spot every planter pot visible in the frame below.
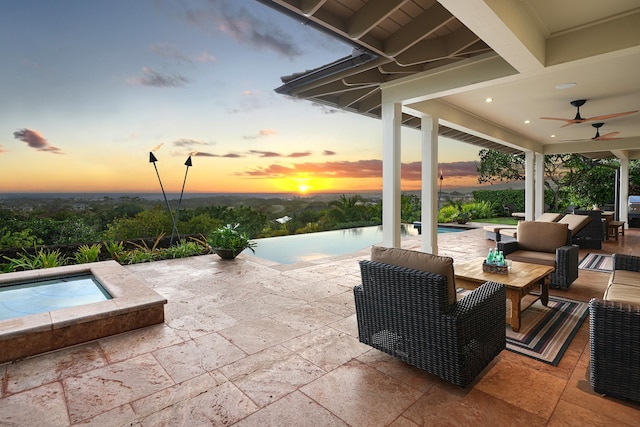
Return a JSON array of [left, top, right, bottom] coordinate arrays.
[[212, 247, 244, 260]]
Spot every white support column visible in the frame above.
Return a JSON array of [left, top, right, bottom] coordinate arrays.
[[381, 101, 402, 247], [620, 157, 629, 226], [421, 115, 439, 254], [535, 153, 545, 218], [525, 151, 534, 221]]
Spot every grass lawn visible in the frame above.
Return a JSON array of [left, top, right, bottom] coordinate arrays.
[[478, 217, 519, 225]]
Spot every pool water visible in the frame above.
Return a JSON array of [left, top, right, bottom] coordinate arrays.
[[246, 225, 464, 265], [0, 274, 112, 321]]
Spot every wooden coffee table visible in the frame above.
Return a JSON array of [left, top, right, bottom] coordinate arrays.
[[454, 257, 554, 332]]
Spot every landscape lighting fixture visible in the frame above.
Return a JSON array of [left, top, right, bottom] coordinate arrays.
[[172, 155, 193, 245], [148, 152, 180, 244]]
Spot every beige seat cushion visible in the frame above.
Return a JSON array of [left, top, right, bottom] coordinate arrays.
[[603, 283, 640, 305], [609, 269, 640, 288], [371, 246, 456, 305], [499, 228, 518, 238], [505, 250, 556, 267], [536, 212, 564, 222], [483, 225, 515, 233], [516, 221, 569, 253], [558, 214, 591, 236]]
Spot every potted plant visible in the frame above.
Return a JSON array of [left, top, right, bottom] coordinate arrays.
[[454, 211, 470, 224], [207, 224, 257, 259]]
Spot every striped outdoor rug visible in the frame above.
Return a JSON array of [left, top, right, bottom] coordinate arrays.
[[457, 290, 589, 365], [578, 253, 613, 272], [505, 296, 588, 365]]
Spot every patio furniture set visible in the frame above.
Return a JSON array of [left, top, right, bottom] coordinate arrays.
[[354, 240, 640, 404]]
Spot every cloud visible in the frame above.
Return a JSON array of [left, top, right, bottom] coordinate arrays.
[[13, 129, 63, 154], [195, 152, 244, 158], [323, 150, 337, 156], [439, 161, 480, 177], [242, 128, 277, 140], [248, 150, 312, 158], [228, 89, 268, 114], [311, 102, 343, 114], [150, 43, 216, 64], [172, 138, 214, 148], [128, 67, 189, 87], [240, 159, 479, 181], [242, 159, 382, 178], [249, 150, 280, 158], [0, 145, 5, 153], [288, 151, 312, 158], [177, 0, 302, 58]]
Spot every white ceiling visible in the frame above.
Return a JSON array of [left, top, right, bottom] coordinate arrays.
[[261, 0, 640, 158]]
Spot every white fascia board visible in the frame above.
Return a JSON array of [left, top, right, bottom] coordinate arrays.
[[409, 98, 543, 153], [544, 136, 640, 155], [438, 0, 546, 72]]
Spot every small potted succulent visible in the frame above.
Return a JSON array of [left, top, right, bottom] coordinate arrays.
[[207, 224, 257, 259]]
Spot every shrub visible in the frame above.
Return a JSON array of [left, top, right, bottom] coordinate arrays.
[[74, 244, 102, 264], [438, 205, 459, 223], [163, 239, 207, 259], [3, 246, 68, 271]]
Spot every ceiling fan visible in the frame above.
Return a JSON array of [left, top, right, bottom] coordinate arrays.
[[591, 122, 621, 141], [559, 122, 621, 142], [540, 99, 638, 127]]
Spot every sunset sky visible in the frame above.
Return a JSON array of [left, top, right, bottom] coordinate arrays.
[[0, 0, 482, 195]]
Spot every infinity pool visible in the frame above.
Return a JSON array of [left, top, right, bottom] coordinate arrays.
[[246, 225, 465, 265]]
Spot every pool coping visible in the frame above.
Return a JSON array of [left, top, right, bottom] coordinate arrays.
[[0, 260, 167, 364]]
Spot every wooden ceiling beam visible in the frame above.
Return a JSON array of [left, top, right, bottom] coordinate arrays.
[[355, 92, 382, 113], [342, 68, 386, 85], [384, 2, 455, 57], [300, 0, 326, 16], [348, 0, 409, 39], [337, 86, 380, 109], [395, 27, 480, 66]]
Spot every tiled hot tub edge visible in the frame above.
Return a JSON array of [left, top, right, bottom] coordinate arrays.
[[0, 261, 166, 364]]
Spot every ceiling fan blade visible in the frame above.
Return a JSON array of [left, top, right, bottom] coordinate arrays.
[[539, 117, 573, 122], [559, 120, 584, 127], [595, 131, 621, 140], [586, 110, 639, 122]]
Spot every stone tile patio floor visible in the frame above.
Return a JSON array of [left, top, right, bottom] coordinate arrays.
[[1, 226, 640, 426]]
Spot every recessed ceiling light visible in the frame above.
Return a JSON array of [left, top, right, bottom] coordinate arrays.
[[555, 82, 577, 90], [485, 97, 493, 103], [524, 120, 530, 124], [551, 134, 556, 138]]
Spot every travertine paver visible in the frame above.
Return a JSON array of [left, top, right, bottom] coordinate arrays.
[[63, 353, 175, 423], [1, 227, 640, 426]]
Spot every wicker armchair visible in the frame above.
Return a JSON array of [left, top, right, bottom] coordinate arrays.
[[354, 260, 506, 387], [589, 254, 640, 403], [498, 221, 579, 289]]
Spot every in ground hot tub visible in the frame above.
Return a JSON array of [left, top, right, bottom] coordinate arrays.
[[0, 261, 166, 364]]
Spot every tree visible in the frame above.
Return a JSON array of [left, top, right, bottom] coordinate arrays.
[[327, 195, 368, 224], [476, 150, 578, 211], [561, 157, 619, 207]]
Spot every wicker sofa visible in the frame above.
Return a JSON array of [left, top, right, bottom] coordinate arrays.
[[497, 220, 579, 289], [354, 246, 506, 387], [589, 253, 640, 403]]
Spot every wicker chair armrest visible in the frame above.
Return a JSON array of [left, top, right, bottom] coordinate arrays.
[[556, 245, 579, 264], [497, 241, 518, 256], [451, 281, 505, 318], [612, 253, 640, 272]]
